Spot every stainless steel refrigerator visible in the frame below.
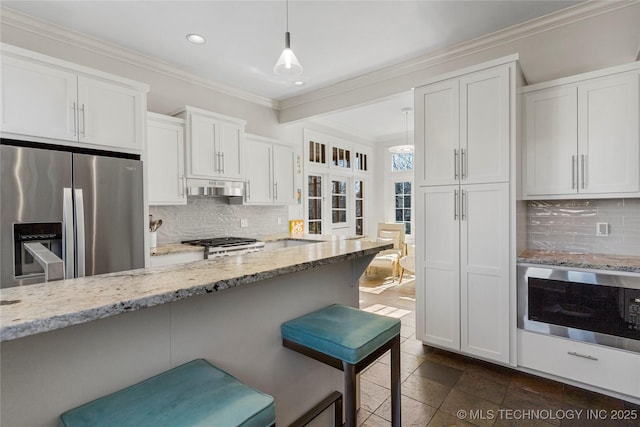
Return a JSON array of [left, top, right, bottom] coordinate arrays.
[[0, 140, 144, 288]]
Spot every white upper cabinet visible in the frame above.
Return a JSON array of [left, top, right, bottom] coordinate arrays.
[[147, 113, 186, 205], [578, 72, 639, 195], [0, 44, 148, 152], [273, 144, 296, 204], [415, 64, 509, 186], [523, 86, 578, 196], [175, 106, 246, 181], [244, 134, 296, 205], [245, 136, 273, 204], [77, 76, 144, 150], [522, 63, 640, 198]]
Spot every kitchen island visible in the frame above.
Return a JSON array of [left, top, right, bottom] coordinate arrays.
[[0, 237, 390, 427]]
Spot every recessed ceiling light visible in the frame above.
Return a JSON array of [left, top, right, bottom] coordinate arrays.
[[293, 81, 305, 86], [186, 34, 206, 45]]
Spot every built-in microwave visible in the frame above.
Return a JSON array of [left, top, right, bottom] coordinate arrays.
[[518, 264, 640, 353]]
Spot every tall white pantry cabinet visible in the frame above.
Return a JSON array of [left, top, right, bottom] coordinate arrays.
[[414, 56, 521, 365]]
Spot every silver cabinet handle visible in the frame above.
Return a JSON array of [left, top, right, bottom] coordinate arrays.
[[80, 104, 86, 137], [461, 189, 466, 221], [63, 188, 74, 279], [454, 149, 459, 180], [180, 175, 186, 196], [215, 152, 221, 173], [581, 154, 585, 189], [461, 148, 466, 180], [221, 152, 225, 174], [74, 189, 85, 278], [246, 181, 251, 199], [568, 351, 598, 361], [571, 155, 576, 189], [274, 182, 278, 200], [24, 242, 64, 282], [72, 102, 77, 136], [454, 189, 458, 220]]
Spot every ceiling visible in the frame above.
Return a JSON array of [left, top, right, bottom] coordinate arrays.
[[3, 0, 585, 139]]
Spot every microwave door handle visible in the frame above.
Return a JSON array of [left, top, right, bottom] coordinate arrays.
[[75, 189, 86, 278], [63, 188, 75, 279]]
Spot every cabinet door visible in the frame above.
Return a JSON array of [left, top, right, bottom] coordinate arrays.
[[523, 86, 578, 196], [77, 76, 143, 151], [459, 183, 509, 363], [416, 185, 460, 350], [218, 121, 243, 180], [244, 138, 272, 204], [578, 72, 639, 194], [273, 145, 296, 204], [147, 118, 186, 205], [188, 114, 219, 178], [1, 55, 78, 141], [460, 66, 510, 184], [415, 79, 460, 186]]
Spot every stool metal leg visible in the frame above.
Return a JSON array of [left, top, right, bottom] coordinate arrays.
[[343, 362, 357, 427], [391, 335, 401, 427]]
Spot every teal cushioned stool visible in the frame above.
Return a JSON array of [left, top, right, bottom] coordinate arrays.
[[59, 359, 275, 427], [282, 304, 401, 427]]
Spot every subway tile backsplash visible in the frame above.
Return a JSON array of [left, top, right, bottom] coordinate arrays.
[[149, 197, 289, 245], [527, 198, 640, 256]]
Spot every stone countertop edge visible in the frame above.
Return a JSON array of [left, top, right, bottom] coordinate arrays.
[[0, 239, 391, 343], [517, 249, 640, 274]]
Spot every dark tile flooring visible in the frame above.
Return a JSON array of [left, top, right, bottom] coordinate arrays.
[[357, 270, 639, 426]]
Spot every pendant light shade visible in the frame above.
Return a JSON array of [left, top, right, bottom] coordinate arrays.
[[274, 0, 303, 77]]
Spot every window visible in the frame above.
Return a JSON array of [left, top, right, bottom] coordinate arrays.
[[355, 180, 364, 236], [331, 180, 347, 224], [395, 181, 412, 235], [332, 146, 351, 169], [308, 140, 326, 165], [308, 175, 322, 234], [355, 152, 368, 172], [391, 153, 413, 171]]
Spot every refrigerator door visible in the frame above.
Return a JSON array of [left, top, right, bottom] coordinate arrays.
[[72, 153, 144, 276], [0, 144, 72, 288]]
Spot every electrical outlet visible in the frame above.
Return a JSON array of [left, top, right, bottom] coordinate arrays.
[[596, 222, 609, 236], [277, 217, 283, 225], [240, 218, 248, 228]]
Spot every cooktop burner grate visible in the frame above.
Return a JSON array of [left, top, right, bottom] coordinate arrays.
[[181, 237, 259, 248]]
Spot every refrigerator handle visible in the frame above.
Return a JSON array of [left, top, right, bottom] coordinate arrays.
[[63, 188, 75, 279], [75, 189, 86, 277]]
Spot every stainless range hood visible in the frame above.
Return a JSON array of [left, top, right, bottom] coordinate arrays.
[[185, 178, 244, 199]]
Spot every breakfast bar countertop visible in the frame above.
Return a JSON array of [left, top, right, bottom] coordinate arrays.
[[0, 237, 390, 342], [518, 249, 640, 274]]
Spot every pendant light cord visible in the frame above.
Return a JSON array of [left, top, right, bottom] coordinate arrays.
[[286, 0, 289, 32]]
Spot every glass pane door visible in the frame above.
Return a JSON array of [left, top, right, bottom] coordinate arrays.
[[307, 175, 323, 234]]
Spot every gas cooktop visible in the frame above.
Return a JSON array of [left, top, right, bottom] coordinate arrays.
[[181, 237, 265, 259], [181, 237, 259, 248]]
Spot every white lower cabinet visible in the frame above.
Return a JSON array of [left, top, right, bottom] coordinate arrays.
[[518, 330, 640, 398], [149, 251, 203, 267], [147, 113, 186, 205], [244, 134, 296, 205], [417, 183, 510, 363]]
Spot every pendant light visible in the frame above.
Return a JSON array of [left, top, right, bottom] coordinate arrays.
[[389, 107, 414, 154], [274, 0, 303, 77]]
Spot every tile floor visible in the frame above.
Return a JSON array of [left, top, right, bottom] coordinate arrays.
[[357, 269, 639, 426]]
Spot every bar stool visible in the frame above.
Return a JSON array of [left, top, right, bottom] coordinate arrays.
[[59, 359, 275, 427], [282, 304, 401, 427]]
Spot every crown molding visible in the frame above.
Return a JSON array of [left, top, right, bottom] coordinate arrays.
[[278, 0, 637, 111], [0, 7, 279, 110]]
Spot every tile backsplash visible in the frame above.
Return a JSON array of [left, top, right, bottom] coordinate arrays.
[[527, 198, 640, 256], [149, 197, 289, 245]]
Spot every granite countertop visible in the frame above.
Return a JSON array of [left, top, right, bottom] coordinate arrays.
[[518, 249, 640, 273], [151, 233, 367, 256], [0, 238, 391, 342]]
